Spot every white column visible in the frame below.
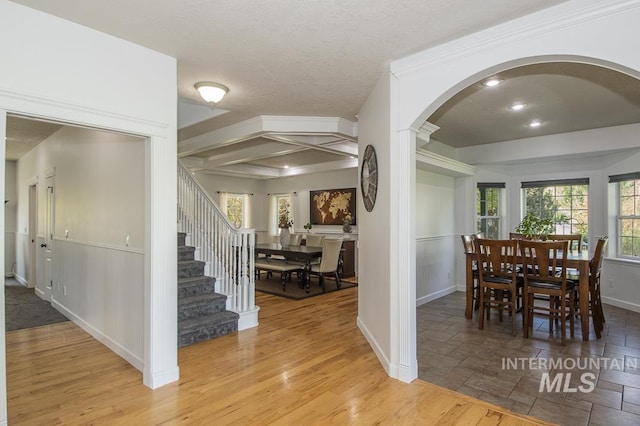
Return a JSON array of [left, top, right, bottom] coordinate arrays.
[[143, 135, 179, 389], [389, 127, 417, 382]]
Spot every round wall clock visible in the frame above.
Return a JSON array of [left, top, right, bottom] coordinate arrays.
[[361, 144, 378, 212]]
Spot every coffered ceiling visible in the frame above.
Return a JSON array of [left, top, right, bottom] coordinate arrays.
[[7, 1, 640, 177]]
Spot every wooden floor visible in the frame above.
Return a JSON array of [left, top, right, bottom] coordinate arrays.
[[6, 287, 553, 425]]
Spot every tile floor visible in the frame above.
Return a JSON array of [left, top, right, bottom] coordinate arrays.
[[417, 291, 640, 426]]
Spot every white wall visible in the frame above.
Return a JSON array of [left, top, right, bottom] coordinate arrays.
[[416, 170, 456, 305], [0, 2, 178, 419], [357, 72, 394, 377], [16, 126, 146, 364], [4, 160, 16, 276]]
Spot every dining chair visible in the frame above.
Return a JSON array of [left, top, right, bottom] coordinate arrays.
[[460, 235, 480, 313], [520, 239, 575, 345], [305, 234, 324, 247], [547, 234, 583, 252], [567, 236, 608, 337], [308, 238, 343, 292], [474, 238, 522, 336], [289, 233, 303, 245]]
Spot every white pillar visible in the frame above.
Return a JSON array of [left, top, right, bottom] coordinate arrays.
[[389, 127, 417, 382]]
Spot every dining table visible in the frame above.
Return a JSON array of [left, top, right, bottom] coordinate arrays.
[[255, 243, 323, 293], [465, 249, 593, 341]]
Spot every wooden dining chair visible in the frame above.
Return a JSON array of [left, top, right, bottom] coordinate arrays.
[[520, 239, 576, 345], [547, 234, 583, 252], [567, 236, 608, 337], [460, 235, 480, 313], [474, 238, 522, 336]]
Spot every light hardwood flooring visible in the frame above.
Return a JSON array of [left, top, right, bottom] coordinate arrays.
[[6, 288, 552, 425]]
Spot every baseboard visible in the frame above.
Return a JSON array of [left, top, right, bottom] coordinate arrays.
[[51, 298, 144, 372], [143, 365, 180, 390], [13, 273, 27, 286], [602, 296, 640, 314], [416, 285, 457, 307], [357, 316, 393, 377], [235, 306, 260, 330], [34, 287, 46, 299]]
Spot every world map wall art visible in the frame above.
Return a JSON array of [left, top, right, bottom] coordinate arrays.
[[309, 188, 356, 226]]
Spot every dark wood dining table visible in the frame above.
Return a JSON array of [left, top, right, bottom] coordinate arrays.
[[465, 249, 593, 340], [255, 243, 323, 293]]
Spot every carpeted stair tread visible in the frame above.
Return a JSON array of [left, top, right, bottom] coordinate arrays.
[[178, 292, 226, 309], [179, 310, 239, 331]]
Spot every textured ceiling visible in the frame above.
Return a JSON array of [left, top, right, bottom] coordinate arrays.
[[9, 1, 640, 177]]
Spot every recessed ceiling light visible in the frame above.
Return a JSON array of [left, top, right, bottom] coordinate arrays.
[[283, 165, 289, 169], [509, 102, 526, 111], [483, 78, 503, 87], [529, 120, 542, 128]]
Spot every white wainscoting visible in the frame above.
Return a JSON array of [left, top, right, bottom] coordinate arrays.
[[51, 239, 145, 370], [4, 232, 15, 277], [416, 235, 457, 306]]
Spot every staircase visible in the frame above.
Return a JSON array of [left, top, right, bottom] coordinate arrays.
[[178, 232, 239, 347]]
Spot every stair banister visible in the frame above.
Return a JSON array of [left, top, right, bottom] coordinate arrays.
[[177, 161, 259, 330]]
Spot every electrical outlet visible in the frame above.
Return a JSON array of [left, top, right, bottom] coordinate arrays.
[[63, 285, 67, 296], [608, 280, 613, 288]]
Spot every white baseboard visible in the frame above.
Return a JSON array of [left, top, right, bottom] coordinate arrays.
[[357, 316, 393, 377], [13, 273, 28, 286], [143, 366, 180, 390], [602, 296, 640, 314], [51, 298, 144, 372], [416, 285, 457, 307], [235, 306, 260, 330]]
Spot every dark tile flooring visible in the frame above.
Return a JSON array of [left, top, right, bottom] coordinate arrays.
[[417, 291, 640, 426]]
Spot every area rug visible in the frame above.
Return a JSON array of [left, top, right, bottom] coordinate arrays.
[[5, 278, 70, 331], [255, 274, 357, 300]]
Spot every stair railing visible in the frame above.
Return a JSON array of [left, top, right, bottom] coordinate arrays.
[[177, 161, 256, 317]]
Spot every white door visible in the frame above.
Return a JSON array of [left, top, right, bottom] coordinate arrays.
[[43, 175, 55, 299], [28, 183, 37, 288]]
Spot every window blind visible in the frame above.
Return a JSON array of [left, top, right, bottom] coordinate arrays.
[[477, 182, 505, 189], [521, 177, 589, 188], [609, 172, 640, 183]]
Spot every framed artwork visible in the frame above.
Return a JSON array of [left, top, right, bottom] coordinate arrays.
[[309, 187, 356, 225]]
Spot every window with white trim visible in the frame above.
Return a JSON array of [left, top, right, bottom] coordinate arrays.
[[610, 172, 640, 259], [476, 182, 504, 239], [521, 178, 589, 247]]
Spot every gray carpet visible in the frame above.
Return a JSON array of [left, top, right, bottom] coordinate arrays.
[[5, 278, 70, 331]]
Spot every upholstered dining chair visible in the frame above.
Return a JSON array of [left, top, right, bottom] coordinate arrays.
[[289, 233, 303, 245], [309, 238, 343, 292], [305, 234, 324, 247], [474, 238, 522, 336], [520, 239, 576, 345]]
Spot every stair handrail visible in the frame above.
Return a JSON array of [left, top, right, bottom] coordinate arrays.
[[177, 160, 256, 314]]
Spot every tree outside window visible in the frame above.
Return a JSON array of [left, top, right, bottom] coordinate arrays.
[[476, 186, 501, 239], [618, 178, 640, 258], [226, 195, 244, 228], [522, 180, 589, 247]]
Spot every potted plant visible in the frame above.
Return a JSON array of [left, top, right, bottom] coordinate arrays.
[[515, 212, 554, 239], [304, 222, 313, 233], [342, 215, 353, 234]]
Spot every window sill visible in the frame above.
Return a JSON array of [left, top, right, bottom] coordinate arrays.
[[604, 257, 640, 267]]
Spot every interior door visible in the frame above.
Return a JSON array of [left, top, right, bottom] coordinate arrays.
[[43, 174, 55, 299], [28, 183, 37, 288]]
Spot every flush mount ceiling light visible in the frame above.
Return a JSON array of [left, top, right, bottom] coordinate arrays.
[[509, 102, 527, 111], [482, 78, 503, 87], [529, 120, 542, 128], [195, 82, 229, 104]]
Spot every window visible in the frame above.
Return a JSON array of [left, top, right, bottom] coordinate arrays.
[[521, 178, 589, 246], [476, 183, 504, 239], [610, 172, 640, 259], [220, 192, 250, 228], [269, 193, 295, 236]]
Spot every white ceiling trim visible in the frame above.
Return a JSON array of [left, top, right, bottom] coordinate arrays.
[[416, 149, 477, 177], [178, 115, 358, 156]]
